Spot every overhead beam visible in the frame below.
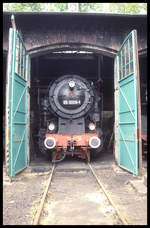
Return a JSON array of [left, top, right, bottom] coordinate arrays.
[[40, 53, 95, 60]]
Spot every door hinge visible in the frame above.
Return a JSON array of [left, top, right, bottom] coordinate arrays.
[[136, 128, 139, 139], [28, 87, 30, 94]]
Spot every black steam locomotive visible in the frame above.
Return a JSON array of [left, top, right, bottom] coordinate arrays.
[[38, 75, 103, 162]]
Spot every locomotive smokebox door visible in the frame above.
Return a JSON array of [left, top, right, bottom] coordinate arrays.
[[5, 23, 30, 177], [114, 30, 142, 176], [49, 75, 94, 119]]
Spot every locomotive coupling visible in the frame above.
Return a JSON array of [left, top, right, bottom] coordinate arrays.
[[44, 137, 56, 149], [89, 136, 101, 148]]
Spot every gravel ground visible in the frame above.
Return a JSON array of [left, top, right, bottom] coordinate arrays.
[[3, 153, 147, 225], [3, 171, 48, 225], [95, 164, 147, 225], [39, 170, 122, 225]]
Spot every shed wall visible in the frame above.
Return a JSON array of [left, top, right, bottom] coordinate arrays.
[[3, 12, 147, 57]]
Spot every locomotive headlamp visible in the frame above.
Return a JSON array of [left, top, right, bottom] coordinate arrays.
[[88, 123, 96, 131], [44, 137, 56, 149], [48, 123, 55, 131], [69, 80, 75, 88], [89, 136, 101, 148]]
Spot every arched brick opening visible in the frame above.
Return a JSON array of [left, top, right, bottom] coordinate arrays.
[[29, 42, 117, 58]]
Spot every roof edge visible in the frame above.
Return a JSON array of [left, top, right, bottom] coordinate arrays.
[[3, 11, 147, 18]]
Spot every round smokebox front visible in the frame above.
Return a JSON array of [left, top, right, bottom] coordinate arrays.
[[49, 75, 94, 119]]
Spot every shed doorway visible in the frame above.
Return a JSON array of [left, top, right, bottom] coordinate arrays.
[[29, 49, 114, 163]]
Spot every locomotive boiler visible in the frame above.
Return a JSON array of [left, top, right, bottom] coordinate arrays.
[[38, 74, 103, 162]]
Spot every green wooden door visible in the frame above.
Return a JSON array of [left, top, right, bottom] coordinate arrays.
[[115, 30, 141, 175], [5, 28, 30, 177]]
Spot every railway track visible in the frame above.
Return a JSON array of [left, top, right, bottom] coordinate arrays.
[[33, 163, 56, 225], [87, 163, 128, 225], [33, 162, 129, 225]]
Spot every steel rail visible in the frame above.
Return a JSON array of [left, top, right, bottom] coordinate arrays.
[[88, 162, 128, 225], [33, 163, 56, 225], [33, 162, 128, 225]]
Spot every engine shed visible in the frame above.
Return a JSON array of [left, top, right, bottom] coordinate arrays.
[[3, 12, 147, 177]]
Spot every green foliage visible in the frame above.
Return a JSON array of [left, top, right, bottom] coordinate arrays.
[[3, 3, 44, 12], [79, 3, 103, 13], [108, 3, 147, 14], [53, 3, 68, 12], [3, 3, 147, 14]]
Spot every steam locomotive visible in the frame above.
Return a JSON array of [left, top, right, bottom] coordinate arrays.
[[38, 75, 103, 162]]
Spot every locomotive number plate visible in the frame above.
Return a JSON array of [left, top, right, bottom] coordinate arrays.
[[63, 100, 81, 105]]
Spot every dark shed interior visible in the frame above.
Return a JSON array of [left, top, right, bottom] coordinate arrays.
[[29, 51, 147, 162], [30, 52, 114, 161]]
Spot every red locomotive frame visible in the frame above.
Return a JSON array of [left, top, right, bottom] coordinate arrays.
[[45, 133, 99, 162]]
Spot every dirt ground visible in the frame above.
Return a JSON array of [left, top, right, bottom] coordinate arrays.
[[95, 165, 147, 225], [3, 171, 48, 225], [39, 170, 122, 225], [3, 153, 147, 225]]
